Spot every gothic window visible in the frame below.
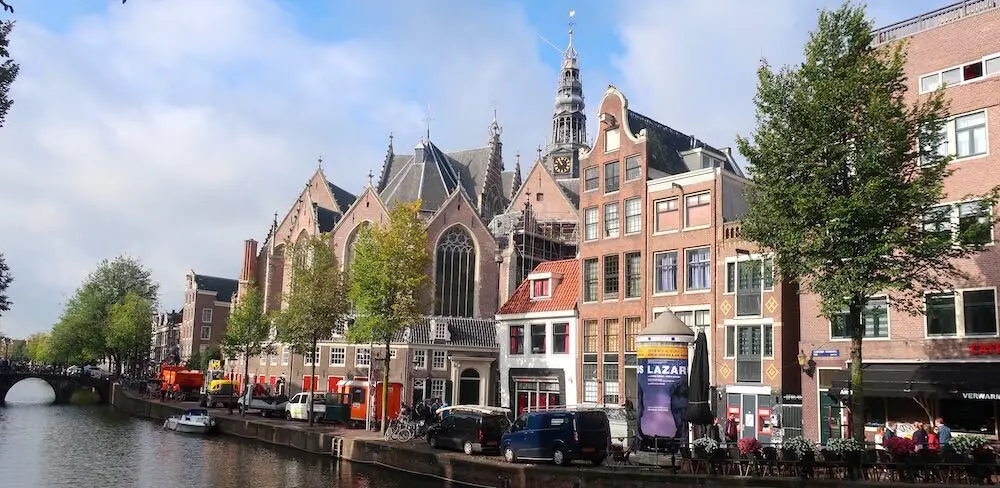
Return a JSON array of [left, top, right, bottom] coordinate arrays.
[[434, 226, 477, 317], [344, 221, 371, 270]]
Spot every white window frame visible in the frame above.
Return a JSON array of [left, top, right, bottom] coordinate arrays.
[[431, 350, 447, 370], [434, 323, 447, 341], [624, 154, 642, 181], [355, 347, 371, 367], [685, 247, 711, 292], [624, 197, 642, 234], [724, 323, 775, 360], [605, 128, 621, 153], [329, 347, 346, 367], [413, 349, 427, 369], [918, 52, 1000, 94], [530, 278, 551, 299], [603, 202, 620, 238], [584, 207, 599, 241], [924, 287, 999, 339], [583, 166, 599, 192], [653, 197, 680, 234], [201, 308, 213, 323], [260, 354, 267, 366], [281, 348, 290, 366], [429, 378, 446, 400], [270, 352, 278, 366], [652, 250, 678, 295], [923, 198, 994, 246], [200, 325, 211, 341]]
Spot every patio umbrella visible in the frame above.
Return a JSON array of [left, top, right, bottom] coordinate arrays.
[[685, 331, 714, 428]]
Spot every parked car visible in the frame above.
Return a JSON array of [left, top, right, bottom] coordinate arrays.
[[501, 409, 611, 466], [65, 365, 81, 375], [285, 392, 327, 422], [83, 365, 112, 379], [426, 406, 511, 455]]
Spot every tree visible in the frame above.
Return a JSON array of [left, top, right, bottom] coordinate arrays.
[[107, 292, 153, 377], [274, 233, 350, 426], [222, 281, 272, 414], [9, 338, 27, 362], [348, 200, 430, 434], [737, 3, 998, 442], [25, 332, 51, 364], [0, 21, 18, 129], [0, 252, 12, 317], [184, 350, 201, 371]]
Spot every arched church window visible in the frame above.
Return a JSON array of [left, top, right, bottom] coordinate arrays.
[[344, 221, 371, 270], [434, 226, 476, 317]]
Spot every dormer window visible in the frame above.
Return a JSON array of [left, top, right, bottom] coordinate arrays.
[[431, 319, 450, 342], [532, 279, 550, 299]]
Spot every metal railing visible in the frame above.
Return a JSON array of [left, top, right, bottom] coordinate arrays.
[[873, 0, 1000, 46]]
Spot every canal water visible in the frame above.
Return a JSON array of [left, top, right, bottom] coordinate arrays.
[[0, 379, 452, 488]]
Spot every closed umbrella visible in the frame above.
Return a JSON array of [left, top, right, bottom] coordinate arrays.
[[685, 331, 713, 428]]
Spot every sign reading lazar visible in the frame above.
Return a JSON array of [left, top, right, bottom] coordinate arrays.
[[636, 343, 689, 440]]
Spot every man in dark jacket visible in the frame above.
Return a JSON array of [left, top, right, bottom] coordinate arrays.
[[725, 413, 740, 443]]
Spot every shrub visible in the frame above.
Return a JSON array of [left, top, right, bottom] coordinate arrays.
[[951, 434, 990, 455], [692, 437, 719, 453], [782, 436, 815, 455], [827, 437, 863, 454], [884, 436, 915, 456], [738, 437, 762, 455]]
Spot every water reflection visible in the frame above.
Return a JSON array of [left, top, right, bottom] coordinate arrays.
[[0, 381, 452, 488]]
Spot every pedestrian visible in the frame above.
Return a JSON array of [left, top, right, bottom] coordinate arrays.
[[883, 421, 896, 442], [724, 413, 740, 444], [935, 418, 952, 448], [623, 400, 638, 454], [709, 417, 722, 443], [928, 425, 940, 452], [911, 421, 928, 451]]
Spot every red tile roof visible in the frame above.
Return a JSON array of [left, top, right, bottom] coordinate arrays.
[[497, 259, 579, 315]]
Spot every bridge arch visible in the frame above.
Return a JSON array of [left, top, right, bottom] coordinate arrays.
[[0, 372, 111, 406]]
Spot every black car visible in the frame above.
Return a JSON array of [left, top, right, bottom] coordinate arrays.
[[426, 407, 511, 455]]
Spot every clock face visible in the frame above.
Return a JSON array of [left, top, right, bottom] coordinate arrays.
[[553, 156, 571, 174]]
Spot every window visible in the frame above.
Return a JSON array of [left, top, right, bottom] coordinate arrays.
[[330, 347, 346, 366], [919, 54, 1000, 93], [654, 198, 679, 232], [604, 161, 620, 193], [434, 323, 447, 341], [355, 347, 371, 367], [531, 279, 550, 299], [735, 259, 763, 317], [304, 346, 320, 366], [625, 317, 641, 352], [583, 259, 599, 302], [413, 349, 427, 369], [432, 350, 447, 370], [675, 309, 710, 332], [582, 364, 598, 402], [654, 251, 678, 293], [509, 325, 524, 354], [924, 200, 993, 245], [624, 252, 641, 298], [624, 198, 642, 234], [603, 203, 620, 237], [270, 353, 278, 366], [831, 298, 889, 339], [583, 320, 598, 353], [434, 227, 476, 317], [625, 155, 641, 181], [583, 207, 599, 241], [200, 325, 211, 341], [604, 318, 619, 353], [584, 167, 599, 192], [553, 323, 569, 354], [725, 326, 736, 358], [281, 348, 290, 365], [202, 308, 213, 323], [725, 262, 736, 293], [605, 128, 620, 152], [927, 290, 998, 337], [260, 354, 267, 366], [530, 324, 546, 354], [685, 192, 711, 227], [603, 363, 619, 404], [430, 378, 446, 400], [686, 248, 710, 290], [603, 254, 619, 299], [956, 112, 987, 158]]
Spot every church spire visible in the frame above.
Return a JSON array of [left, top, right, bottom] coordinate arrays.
[[549, 10, 588, 163]]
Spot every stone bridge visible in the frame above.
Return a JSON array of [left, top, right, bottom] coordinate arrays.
[[0, 372, 111, 405]]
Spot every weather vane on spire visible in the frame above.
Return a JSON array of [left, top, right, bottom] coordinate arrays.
[[422, 104, 434, 141], [317, 155, 323, 170], [367, 169, 374, 187]]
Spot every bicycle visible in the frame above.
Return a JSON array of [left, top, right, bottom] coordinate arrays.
[[383, 417, 414, 442]]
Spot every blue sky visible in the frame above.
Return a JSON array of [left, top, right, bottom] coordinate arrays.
[[0, 0, 950, 338]]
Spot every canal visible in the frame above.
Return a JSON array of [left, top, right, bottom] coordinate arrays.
[[0, 379, 453, 488]]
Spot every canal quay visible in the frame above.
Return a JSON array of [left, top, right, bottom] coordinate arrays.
[[110, 385, 933, 488]]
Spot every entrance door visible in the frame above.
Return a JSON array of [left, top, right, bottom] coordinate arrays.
[[819, 391, 843, 444], [458, 369, 481, 405], [741, 394, 758, 439]]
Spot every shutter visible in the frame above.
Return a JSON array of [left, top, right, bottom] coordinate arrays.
[[445, 380, 453, 404], [303, 376, 312, 391]]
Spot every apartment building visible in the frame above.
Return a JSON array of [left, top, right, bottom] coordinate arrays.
[[801, 1, 1000, 443], [179, 270, 238, 362]]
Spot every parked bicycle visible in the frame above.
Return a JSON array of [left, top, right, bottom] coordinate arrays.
[[384, 416, 414, 442]]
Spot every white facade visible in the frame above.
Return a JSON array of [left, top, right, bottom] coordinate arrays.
[[496, 309, 579, 412]]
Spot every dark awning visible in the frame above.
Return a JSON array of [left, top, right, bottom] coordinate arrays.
[[829, 363, 1000, 400]]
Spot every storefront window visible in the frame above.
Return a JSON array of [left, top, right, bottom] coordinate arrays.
[[939, 398, 997, 435]]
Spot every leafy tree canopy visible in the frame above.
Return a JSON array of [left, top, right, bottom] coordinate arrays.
[[0, 252, 12, 317]]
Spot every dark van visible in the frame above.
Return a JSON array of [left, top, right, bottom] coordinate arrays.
[[426, 407, 511, 455], [501, 409, 611, 466]]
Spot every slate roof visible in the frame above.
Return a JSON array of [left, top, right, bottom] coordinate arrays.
[[555, 178, 580, 208], [326, 180, 358, 213], [497, 259, 579, 315], [501, 171, 517, 200], [314, 204, 341, 233], [378, 140, 492, 212], [194, 274, 239, 303], [626, 109, 743, 177], [390, 316, 499, 349]]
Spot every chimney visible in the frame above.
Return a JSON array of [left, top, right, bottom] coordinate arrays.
[[240, 239, 258, 283]]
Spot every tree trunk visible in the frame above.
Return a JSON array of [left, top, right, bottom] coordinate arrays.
[[848, 298, 865, 444], [380, 337, 391, 435], [243, 348, 250, 416], [308, 337, 317, 427]]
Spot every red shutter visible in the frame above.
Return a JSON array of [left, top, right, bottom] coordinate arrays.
[[303, 376, 312, 391], [269, 376, 277, 387]]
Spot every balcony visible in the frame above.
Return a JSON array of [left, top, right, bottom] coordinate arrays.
[[723, 222, 741, 241], [873, 0, 999, 46]]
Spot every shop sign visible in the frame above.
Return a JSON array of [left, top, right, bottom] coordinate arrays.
[[961, 392, 1000, 401], [968, 342, 1000, 355]]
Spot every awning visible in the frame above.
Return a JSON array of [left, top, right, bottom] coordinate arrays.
[[829, 363, 1000, 400]]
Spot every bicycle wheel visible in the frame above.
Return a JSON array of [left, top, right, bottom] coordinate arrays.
[[397, 427, 413, 442]]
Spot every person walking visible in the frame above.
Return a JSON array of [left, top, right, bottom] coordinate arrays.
[[724, 413, 740, 444], [912, 421, 928, 451], [623, 400, 638, 455], [709, 417, 723, 443]]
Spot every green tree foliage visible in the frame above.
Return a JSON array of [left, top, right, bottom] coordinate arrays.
[[0, 252, 12, 317], [274, 233, 350, 426], [0, 21, 18, 129], [107, 292, 154, 376], [222, 281, 272, 410], [348, 200, 430, 433], [25, 332, 51, 364], [9, 338, 27, 362], [49, 255, 159, 370], [184, 350, 201, 371], [737, 3, 998, 442]]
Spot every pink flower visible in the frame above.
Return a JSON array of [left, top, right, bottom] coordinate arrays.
[[738, 437, 762, 455]]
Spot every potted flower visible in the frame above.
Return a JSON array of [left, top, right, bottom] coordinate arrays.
[[884, 436, 917, 482], [827, 437, 864, 480], [781, 436, 814, 461], [692, 437, 719, 459], [738, 437, 763, 456]]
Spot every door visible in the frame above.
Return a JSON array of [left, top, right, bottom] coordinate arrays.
[[741, 394, 757, 439], [458, 369, 481, 405], [819, 391, 843, 444]]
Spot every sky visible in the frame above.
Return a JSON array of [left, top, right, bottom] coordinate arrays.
[[0, 0, 949, 338]]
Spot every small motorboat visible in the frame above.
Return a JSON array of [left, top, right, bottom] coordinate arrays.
[[163, 408, 217, 434]]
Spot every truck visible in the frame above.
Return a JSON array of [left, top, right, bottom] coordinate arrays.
[[160, 366, 204, 401], [285, 392, 328, 423], [199, 364, 237, 409], [237, 383, 289, 418]]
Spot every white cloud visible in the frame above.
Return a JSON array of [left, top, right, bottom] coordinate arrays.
[[0, 0, 557, 337]]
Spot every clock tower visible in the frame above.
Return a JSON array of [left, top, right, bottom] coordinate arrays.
[[545, 11, 589, 180]]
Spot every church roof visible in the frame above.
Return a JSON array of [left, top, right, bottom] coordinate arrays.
[[555, 178, 580, 208], [501, 171, 517, 199], [314, 204, 341, 233], [378, 139, 491, 212], [626, 109, 743, 177], [326, 180, 358, 213]]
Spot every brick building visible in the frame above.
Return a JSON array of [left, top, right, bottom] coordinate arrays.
[[179, 271, 238, 362], [150, 309, 182, 364], [800, 1, 1000, 443]]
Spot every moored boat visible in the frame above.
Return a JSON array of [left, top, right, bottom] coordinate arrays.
[[163, 408, 216, 434]]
